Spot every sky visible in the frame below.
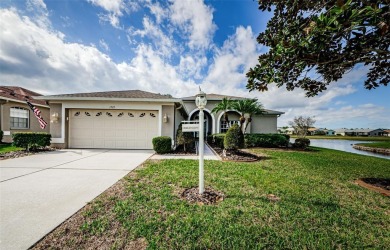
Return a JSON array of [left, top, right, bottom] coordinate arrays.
[[0, 0, 389, 129]]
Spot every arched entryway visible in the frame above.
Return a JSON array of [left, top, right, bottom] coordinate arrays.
[[217, 110, 241, 133], [188, 109, 214, 137]]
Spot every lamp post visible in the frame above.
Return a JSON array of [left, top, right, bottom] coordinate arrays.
[[195, 89, 207, 194]]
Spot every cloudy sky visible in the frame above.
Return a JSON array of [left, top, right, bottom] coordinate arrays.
[[0, 0, 389, 129]]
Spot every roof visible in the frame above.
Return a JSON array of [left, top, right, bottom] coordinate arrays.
[[335, 128, 384, 133], [0, 86, 48, 107], [38, 90, 176, 100], [182, 93, 245, 101]]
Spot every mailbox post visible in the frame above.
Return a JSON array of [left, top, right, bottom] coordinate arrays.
[[195, 90, 207, 194]]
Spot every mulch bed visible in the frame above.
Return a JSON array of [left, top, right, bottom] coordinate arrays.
[[164, 144, 197, 155], [0, 147, 56, 160], [208, 144, 259, 162], [355, 178, 390, 196], [361, 178, 390, 191], [181, 187, 224, 205]]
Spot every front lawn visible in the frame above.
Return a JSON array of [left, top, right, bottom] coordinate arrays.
[[356, 142, 390, 149], [34, 148, 390, 249], [0, 144, 23, 153]]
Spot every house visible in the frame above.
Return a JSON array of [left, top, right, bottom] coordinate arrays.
[[0, 86, 50, 143], [325, 129, 335, 135], [36, 90, 284, 149], [335, 128, 384, 136]]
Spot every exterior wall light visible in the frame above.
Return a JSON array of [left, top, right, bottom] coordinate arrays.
[[51, 112, 59, 123], [163, 113, 168, 123]]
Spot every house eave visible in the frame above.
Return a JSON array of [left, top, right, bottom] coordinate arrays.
[[34, 96, 181, 103], [0, 97, 49, 108]]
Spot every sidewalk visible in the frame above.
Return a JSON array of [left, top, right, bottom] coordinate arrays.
[[151, 143, 220, 160]]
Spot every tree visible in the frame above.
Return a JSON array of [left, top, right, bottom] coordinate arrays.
[[247, 1, 389, 97], [211, 97, 234, 128], [231, 98, 264, 133], [289, 116, 316, 138]]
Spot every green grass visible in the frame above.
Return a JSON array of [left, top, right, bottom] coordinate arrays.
[[74, 148, 390, 249], [291, 135, 390, 141], [356, 141, 390, 149], [0, 144, 23, 153]]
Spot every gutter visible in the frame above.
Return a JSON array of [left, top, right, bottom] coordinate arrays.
[[0, 97, 49, 108], [33, 96, 181, 103]]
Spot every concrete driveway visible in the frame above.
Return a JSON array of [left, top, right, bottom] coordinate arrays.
[[0, 149, 153, 250]]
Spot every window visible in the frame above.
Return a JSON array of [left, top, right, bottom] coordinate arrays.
[[10, 107, 29, 129], [220, 120, 240, 133]]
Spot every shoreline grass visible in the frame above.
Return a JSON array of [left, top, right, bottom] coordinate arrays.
[[33, 147, 390, 249], [291, 135, 390, 141], [356, 141, 390, 149]]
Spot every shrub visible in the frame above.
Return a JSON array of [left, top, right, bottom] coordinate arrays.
[[12, 132, 51, 151], [0, 130, 3, 143], [224, 124, 244, 150], [245, 134, 289, 148], [207, 134, 225, 149], [293, 138, 311, 149], [152, 136, 172, 154], [176, 124, 195, 152]]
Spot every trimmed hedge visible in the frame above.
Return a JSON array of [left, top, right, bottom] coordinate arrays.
[[207, 133, 225, 149], [12, 132, 51, 151], [293, 138, 311, 149], [152, 136, 172, 154], [245, 133, 289, 148], [224, 124, 244, 150]]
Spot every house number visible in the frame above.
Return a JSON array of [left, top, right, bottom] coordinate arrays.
[[109, 106, 115, 109]]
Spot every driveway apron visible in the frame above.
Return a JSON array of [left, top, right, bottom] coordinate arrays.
[[0, 149, 153, 250]]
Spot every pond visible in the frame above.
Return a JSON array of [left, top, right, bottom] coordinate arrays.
[[292, 139, 390, 160]]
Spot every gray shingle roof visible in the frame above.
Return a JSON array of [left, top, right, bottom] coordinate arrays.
[[38, 90, 177, 100], [182, 93, 245, 100]]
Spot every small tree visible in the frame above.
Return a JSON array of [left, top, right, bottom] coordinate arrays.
[[224, 124, 244, 151], [231, 98, 264, 133], [176, 124, 194, 152], [289, 116, 316, 138]]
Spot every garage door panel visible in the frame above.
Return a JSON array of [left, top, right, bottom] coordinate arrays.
[[70, 109, 159, 149]]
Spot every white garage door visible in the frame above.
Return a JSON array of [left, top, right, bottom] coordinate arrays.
[[69, 109, 159, 149]]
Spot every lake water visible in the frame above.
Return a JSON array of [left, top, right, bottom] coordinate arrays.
[[292, 139, 390, 160]]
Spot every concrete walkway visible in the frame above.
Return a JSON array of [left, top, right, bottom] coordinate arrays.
[[0, 149, 153, 250], [151, 143, 220, 160]]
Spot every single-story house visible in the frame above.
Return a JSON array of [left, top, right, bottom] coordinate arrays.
[[325, 129, 335, 135], [0, 86, 50, 143], [384, 130, 390, 137], [335, 128, 385, 136], [36, 90, 284, 149]]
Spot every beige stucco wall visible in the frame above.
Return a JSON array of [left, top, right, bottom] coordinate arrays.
[[161, 105, 175, 140], [0, 101, 50, 143], [250, 115, 278, 134], [49, 103, 62, 138]]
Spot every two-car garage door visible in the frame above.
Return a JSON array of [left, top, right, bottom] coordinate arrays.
[[69, 109, 159, 149]]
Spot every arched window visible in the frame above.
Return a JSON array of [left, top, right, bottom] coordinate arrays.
[[10, 107, 29, 129]]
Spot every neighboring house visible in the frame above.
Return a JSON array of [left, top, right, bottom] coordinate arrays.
[[0, 86, 50, 143], [307, 127, 319, 135], [335, 128, 384, 136], [285, 127, 295, 135], [326, 129, 335, 135], [36, 90, 284, 149], [384, 130, 390, 137]]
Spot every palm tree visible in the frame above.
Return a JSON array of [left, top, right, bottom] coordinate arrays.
[[211, 97, 233, 129], [231, 98, 264, 133]]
